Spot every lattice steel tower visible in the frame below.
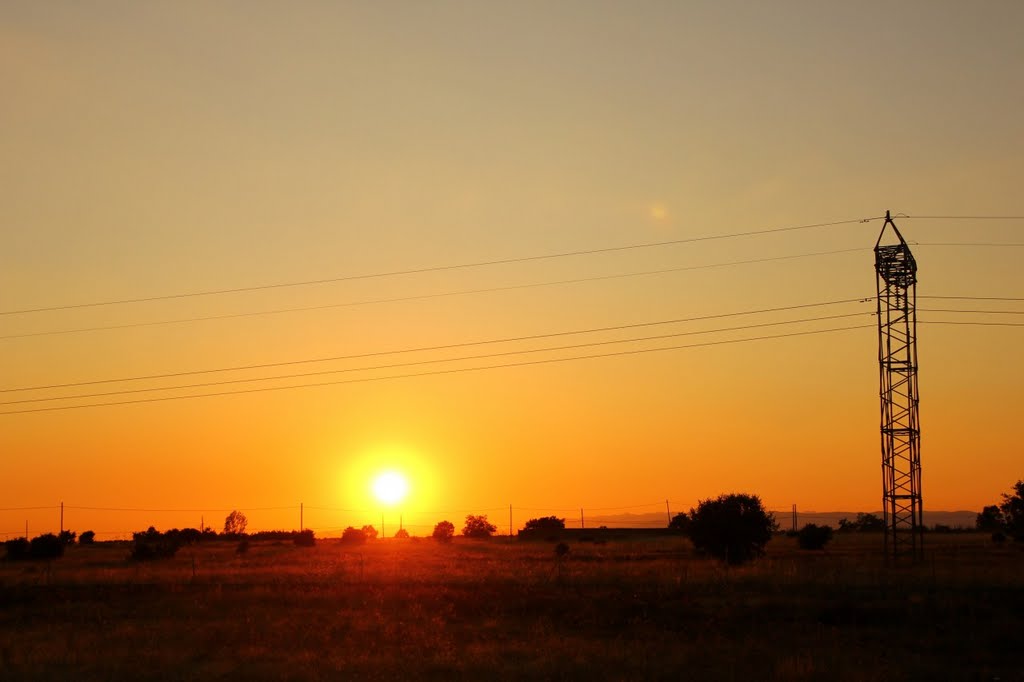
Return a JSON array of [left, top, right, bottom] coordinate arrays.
[[875, 211, 923, 561]]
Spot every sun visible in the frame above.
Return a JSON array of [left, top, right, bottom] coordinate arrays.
[[372, 471, 409, 506]]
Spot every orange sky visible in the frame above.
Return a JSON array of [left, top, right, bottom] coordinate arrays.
[[2, 2, 1022, 539]]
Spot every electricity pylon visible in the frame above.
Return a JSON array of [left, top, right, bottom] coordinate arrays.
[[875, 211, 924, 562]]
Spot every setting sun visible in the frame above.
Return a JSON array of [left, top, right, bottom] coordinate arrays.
[[372, 471, 409, 506]]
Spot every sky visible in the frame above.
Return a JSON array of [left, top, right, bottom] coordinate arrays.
[[2, 1, 1022, 539]]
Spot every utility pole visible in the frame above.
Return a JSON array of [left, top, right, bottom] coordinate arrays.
[[60, 501, 64, 536], [792, 504, 798, 533], [665, 499, 672, 525], [300, 503, 304, 532], [509, 504, 513, 537], [875, 210, 924, 562], [580, 508, 585, 530]]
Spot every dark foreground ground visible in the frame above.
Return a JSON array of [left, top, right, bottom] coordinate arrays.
[[1, 533, 1021, 681]]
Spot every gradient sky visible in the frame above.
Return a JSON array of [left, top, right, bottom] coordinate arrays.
[[2, 1, 1022, 538]]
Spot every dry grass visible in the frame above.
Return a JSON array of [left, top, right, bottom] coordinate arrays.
[[1, 533, 1021, 680]]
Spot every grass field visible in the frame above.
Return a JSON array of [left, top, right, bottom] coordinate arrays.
[[1, 533, 1021, 681]]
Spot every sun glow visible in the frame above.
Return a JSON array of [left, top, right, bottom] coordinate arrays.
[[372, 471, 409, 506]]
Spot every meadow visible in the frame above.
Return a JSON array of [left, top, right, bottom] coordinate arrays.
[[1, 533, 1021, 681]]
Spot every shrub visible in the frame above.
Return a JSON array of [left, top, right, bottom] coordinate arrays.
[[223, 510, 248, 536], [797, 523, 833, 550], [462, 515, 497, 538], [524, 516, 565, 532], [554, 542, 570, 558], [79, 530, 96, 545], [129, 527, 181, 561], [30, 534, 65, 560], [668, 512, 690, 534], [340, 527, 367, 545], [688, 493, 776, 565], [58, 530, 77, 545], [294, 529, 316, 547], [999, 480, 1024, 541], [236, 539, 250, 555], [432, 520, 455, 542], [361, 525, 379, 540], [4, 538, 30, 561], [394, 528, 410, 539]]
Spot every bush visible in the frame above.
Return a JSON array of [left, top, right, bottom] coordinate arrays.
[[294, 529, 316, 547], [4, 538, 30, 560], [394, 528, 410, 539], [797, 523, 833, 550], [29, 534, 65, 560], [58, 530, 76, 545], [432, 520, 455, 542], [999, 480, 1024, 541], [361, 525, 379, 540], [340, 527, 367, 545], [688, 493, 777, 565], [129, 527, 181, 561], [524, 516, 565, 532], [223, 510, 248, 536], [79, 530, 96, 545], [668, 512, 690, 534], [462, 515, 497, 538], [236, 539, 250, 555]]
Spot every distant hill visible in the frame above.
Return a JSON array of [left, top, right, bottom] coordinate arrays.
[[583, 510, 978, 530]]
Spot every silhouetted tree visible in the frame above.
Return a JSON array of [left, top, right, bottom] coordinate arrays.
[[999, 480, 1024, 541], [4, 538, 30, 560], [797, 523, 833, 550], [976, 505, 1005, 532], [462, 515, 497, 538], [688, 493, 776, 565], [223, 510, 248, 536], [58, 530, 76, 545], [130, 527, 181, 561], [523, 516, 565, 532], [340, 526, 367, 545], [79, 530, 96, 545], [294, 529, 316, 547], [361, 525, 379, 540], [668, 512, 690, 534], [394, 528, 410, 539], [837, 513, 884, 533], [855, 513, 884, 532], [432, 520, 455, 542], [29, 534, 65, 560]]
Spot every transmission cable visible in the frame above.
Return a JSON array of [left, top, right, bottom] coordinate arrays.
[[0, 248, 867, 341], [0, 216, 879, 317], [1, 297, 869, 393], [0, 312, 871, 406], [0, 324, 873, 416]]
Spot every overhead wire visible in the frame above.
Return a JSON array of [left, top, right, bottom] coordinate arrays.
[[0, 247, 868, 341], [0, 323, 873, 416], [0, 216, 881, 317], [0, 312, 873, 406], [1, 297, 871, 394]]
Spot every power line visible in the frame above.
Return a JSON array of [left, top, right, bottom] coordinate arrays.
[[920, 321, 1024, 327], [919, 295, 1024, 302], [2, 296, 872, 393], [64, 505, 297, 513], [899, 215, 1024, 220], [914, 242, 1024, 247], [917, 308, 1024, 315], [1, 216, 879, 317], [0, 248, 868, 341], [0, 324, 872, 416]]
